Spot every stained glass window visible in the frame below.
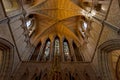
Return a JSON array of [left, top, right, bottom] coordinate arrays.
[[79, 22, 88, 38], [43, 41, 51, 60], [26, 14, 36, 36], [82, 22, 87, 30], [54, 39, 60, 55], [63, 42, 71, 61], [26, 20, 32, 29]]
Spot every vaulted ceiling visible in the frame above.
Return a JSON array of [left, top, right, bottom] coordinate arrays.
[[24, 0, 92, 46]]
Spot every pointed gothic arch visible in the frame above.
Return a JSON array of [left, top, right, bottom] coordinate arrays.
[[54, 36, 60, 53], [0, 38, 14, 80], [63, 39, 71, 61], [43, 38, 51, 61], [41, 38, 51, 61], [98, 39, 120, 80]]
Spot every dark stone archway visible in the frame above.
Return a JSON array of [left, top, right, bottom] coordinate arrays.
[[0, 38, 14, 80], [98, 39, 120, 80]]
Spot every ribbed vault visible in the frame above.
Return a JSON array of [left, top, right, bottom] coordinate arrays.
[[26, 0, 89, 47], [30, 0, 82, 20]]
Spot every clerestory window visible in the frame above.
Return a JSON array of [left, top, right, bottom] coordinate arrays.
[[54, 38, 60, 55], [43, 40, 51, 61], [63, 41, 71, 61], [26, 14, 35, 36]]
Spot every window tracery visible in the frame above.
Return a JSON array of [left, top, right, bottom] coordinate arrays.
[[63, 41, 71, 61], [43, 40, 51, 61], [54, 38, 60, 55], [30, 38, 83, 62]]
